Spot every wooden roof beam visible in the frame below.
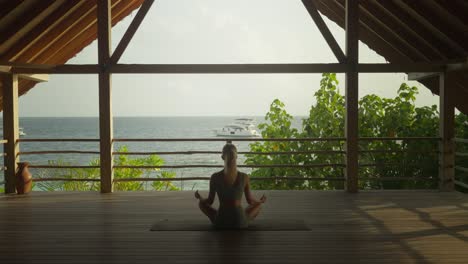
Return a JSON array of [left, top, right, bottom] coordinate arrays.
[[357, 2, 429, 61], [0, 0, 63, 54], [15, 0, 102, 63], [372, 1, 452, 60], [0, 66, 48, 82], [360, 1, 444, 61], [0, 0, 27, 31], [408, 72, 440, 81], [41, 0, 140, 65], [314, 0, 409, 63], [334, 0, 424, 62], [447, 61, 468, 72], [110, 0, 155, 64], [424, 0, 468, 33], [302, 0, 346, 63], [9, 63, 446, 74], [2, 0, 87, 61], [393, 0, 467, 57], [321, 0, 412, 63], [437, 0, 468, 27]]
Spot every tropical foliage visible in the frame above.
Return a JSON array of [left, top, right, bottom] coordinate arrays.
[[35, 146, 178, 191], [246, 73, 468, 190]]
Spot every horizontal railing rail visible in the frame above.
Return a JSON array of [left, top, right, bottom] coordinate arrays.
[[114, 176, 346, 182], [359, 163, 437, 167], [16, 149, 438, 156], [455, 138, 468, 143], [28, 165, 100, 169], [33, 178, 100, 182], [29, 176, 437, 183], [15, 137, 440, 185], [454, 180, 468, 189], [112, 137, 346, 142], [28, 164, 346, 169], [31, 176, 346, 182], [18, 138, 99, 142], [18, 137, 439, 142], [113, 150, 347, 155], [19, 150, 100, 155], [113, 164, 345, 169], [455, 166, 468, 173], [359, 150, 438, 154], [360, 176, 438, 181], [358, 137, 440, 141]]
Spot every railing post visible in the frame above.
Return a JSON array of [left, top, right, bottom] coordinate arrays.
[[345, 0, 359, 193], [439, 73, 455, 191], [98, 0, 113, 193], [1, 73, 19, 194]]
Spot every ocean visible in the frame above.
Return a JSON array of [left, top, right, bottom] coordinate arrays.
[[2, 116, 304, 190]]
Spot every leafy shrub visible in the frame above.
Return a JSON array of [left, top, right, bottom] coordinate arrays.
[[35, 146, 178, 191], [247, 73, 468, 190]]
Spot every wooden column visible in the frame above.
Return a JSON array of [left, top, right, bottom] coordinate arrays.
[[1, 73, 19, 194], [98, 0, 113, 193], [345, 0, 359, 193], [439, 73, 455, 191]]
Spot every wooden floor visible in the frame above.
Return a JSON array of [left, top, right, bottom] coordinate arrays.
[[1, 190, 468, 264]]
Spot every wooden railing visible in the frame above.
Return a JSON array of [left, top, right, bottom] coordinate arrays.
[[455, 138, 468, 189], [13, 137, 440, 185], [19, 137, 346, 183]]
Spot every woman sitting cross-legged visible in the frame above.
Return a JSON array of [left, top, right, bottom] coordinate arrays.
[[195, 143, 266, 229]]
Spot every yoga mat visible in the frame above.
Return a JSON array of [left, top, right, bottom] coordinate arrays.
[[150, 219, 309, 231]]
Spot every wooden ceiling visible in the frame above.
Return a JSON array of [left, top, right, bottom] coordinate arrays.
[[0, 0, 144, 109], [0, 0, 467, 114], [313, 0, 468, 114]]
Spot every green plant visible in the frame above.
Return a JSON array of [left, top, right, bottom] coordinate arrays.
[[247, 73, 468, 190], [36, 146, 178, 191]]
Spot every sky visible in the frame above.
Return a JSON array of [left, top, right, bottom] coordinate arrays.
[[18, 0, 439, 117]]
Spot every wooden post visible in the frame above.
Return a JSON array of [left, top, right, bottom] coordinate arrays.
[[98, 0, 113, 193], [1, 73, 19, 194], [345, 0, 359, 193], [439, 73, 455, 191]]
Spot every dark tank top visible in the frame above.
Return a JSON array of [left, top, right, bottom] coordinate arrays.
[[213, 170, 249, 229], [216, 170, 245, 202]]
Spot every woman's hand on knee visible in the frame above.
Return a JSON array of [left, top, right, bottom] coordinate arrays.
[[194, 190, 201, 200], [260, 194, 267, 203]]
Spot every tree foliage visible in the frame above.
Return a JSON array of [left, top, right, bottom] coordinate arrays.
[[35, 146, 178, 191], [246, 73, 468, 190]]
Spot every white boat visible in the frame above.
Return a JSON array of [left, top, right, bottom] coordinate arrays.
[[215, 118, 261, 137], [0, 127, 26, 137]]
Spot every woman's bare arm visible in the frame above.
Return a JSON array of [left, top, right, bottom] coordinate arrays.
[[195, 175, 216, 205], [244, 175, 266, 205]]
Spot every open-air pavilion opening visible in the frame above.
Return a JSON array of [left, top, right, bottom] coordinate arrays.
[[1, 0, 468, 263]]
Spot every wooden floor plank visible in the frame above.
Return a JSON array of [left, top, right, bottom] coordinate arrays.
[[1, 190, 468, 263]]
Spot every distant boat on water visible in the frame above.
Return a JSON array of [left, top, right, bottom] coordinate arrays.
[[0, 127, 26, 137], [214, 118, 261, 137]]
